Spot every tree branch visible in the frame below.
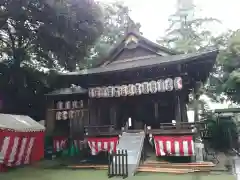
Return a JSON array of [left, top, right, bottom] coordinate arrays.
[[6, 25, 15, 52]]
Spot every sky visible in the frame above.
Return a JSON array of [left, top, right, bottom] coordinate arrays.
[[100, 0, 240, 42]]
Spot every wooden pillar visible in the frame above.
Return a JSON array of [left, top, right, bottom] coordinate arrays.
[[110, 104, 117, 127], [193, 81, 202, 122], [175, 94, 181, 128], [193, 96, 199, 122], [45, 99, 55, 136], [180, 93, 188, 122], [154, 102, 159, 120], [89, 99, 97, 125]]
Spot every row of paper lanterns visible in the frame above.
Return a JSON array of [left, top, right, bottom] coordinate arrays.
[[56, 100, 84, 110], [55, 110, 82, 120], [88, 77, 183, 98]]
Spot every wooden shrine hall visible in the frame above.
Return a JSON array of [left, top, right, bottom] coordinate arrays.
[[45, 31, 218, 158]]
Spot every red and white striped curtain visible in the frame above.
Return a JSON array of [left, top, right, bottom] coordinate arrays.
[[87, 137, 119, 155], [0, 130, 44, 168], [153, 135, 194, 156]]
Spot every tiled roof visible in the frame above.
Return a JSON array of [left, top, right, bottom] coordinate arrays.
[[60, 50, 218, 76]]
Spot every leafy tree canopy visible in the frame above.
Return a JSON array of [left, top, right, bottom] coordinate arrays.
[[84, 1, 141, 68], [157, 0, 222, 53], [0, 0, 104, 118], [0, 0, 104, 71], [214, 30, 240, 103]]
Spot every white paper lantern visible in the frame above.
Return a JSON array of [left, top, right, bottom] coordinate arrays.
[[69, 110, 75, 119], [98, 88, 102, 97], [142, 82, 149, 94], [56, 101, 63, 109], [88, 88, 93, 98], [79, 100, 84, 108], [99, 87, 104, 98], [75, 110, 81, 117], [101, 87, 107, 98], [56, 111, 62, 120], [95, 87, 101, 98], [62, 111, 68, 120], [115, 86, 121, 97], [89, 88, 95, 98], [88, 90, 91, 97], [149, 81, 157, 93], [157, 80, 165, 92], [107, 86, 114, 97], [91, 89, 95, 97], [101, 87, 108, 97], [121, 85, 128, 96], [135, 83, 142, 95], [127, 84, 135, 96], [165, 78, 174, 91], [174, 77, 183, 90], [72, 101, 78, 109], [133, 85, 136, 95], [65, 101, 71, 109]]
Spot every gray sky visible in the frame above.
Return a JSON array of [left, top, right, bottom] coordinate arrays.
[[100, 0, 240, 41]]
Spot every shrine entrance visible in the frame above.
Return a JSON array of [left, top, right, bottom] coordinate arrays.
[[116, 94, 175, 130], [118, 97, 152, 130]]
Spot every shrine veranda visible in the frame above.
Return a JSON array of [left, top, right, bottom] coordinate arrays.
[[45, 31, 218, 159]]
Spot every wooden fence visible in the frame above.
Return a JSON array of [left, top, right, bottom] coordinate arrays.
[[108, 150, 128, 178]]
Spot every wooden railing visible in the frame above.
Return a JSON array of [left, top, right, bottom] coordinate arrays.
[[83, 121, 208, 136], [145, 121, 207, 135], [158, 121, 205, 130], [84, 125, 121, 136]]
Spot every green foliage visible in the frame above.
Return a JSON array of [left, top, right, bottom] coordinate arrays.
[[0, 0, 104, 71], [213, 30, 240, 103], [0, 0, 104, 119], [157, 0, 221, 53], [157, 0, 238, 105], [84, 1, 141, 68], [205, 114, 238, 151]]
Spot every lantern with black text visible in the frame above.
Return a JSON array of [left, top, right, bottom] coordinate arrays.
[[121, 85, 128, 96], [99, 87, 104, 98], [95, 88, 101, 98], [127, 84, 135, 96], [115, 86, 121, 97], [57, 101, 63, 109], [56, 111, 62, 120], [91, 88, 95, 97], [88, 88, 94, 98], [88, 88, 92, 98], [69, 110, 75, 119], [149, 81, 157, 93], [135, 83, 142, 95], [107, 86, 114, 97], [76, 110, 81, 117], [72, 101, 78, 109], [62, 111, 68, 120], [165, 78, 174, 91], [174, 77, 183, 90], [65, 101, 71, 109], [142, 82, 149, 94], [79, 100, 84, 108], [157, 80, 165, 92], [102, 87, 108, 97]]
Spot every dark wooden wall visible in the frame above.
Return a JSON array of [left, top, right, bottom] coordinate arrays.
[[46, 94, 89, 137], [87, 92, 187, 130]]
